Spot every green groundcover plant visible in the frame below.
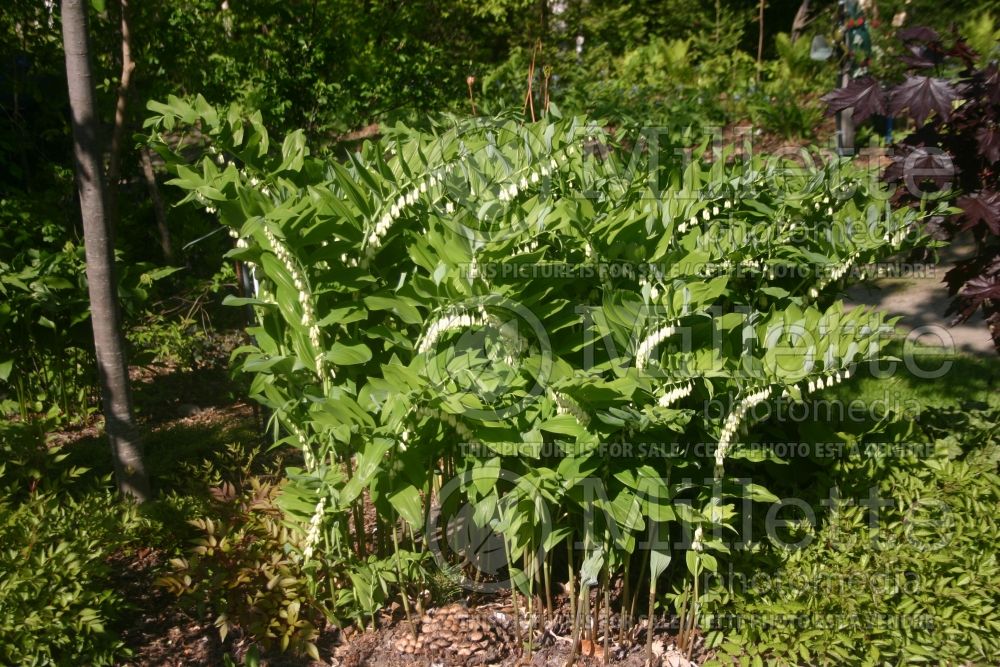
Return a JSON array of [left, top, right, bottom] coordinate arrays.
[[704, 401, 1000, 666], [148, 97, 941, 655], [0, 419, 137, 666]]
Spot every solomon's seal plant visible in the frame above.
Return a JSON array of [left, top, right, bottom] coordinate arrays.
[[148, 96, 938, 653]]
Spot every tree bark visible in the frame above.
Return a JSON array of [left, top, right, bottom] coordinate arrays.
[[140, 146, 174, 263], [106, 0, 135, 241], [61, 0, 150, 501]]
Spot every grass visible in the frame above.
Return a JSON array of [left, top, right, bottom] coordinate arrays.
[[843, 339, 999, 410]]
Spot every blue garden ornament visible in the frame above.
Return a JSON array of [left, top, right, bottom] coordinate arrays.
[[810, 34, 834, 61]]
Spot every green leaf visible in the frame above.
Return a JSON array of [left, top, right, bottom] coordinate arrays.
[[222, 295, 276, 308], [579, 548, 604, 587], [326, 342, 373, 365], [278, 130, 307, 172], [650, 546, 671, 579], [685, 549, 700, 576], [431, 262, 448, 286], [389, 484, 423, 531], [364, 295, 422, 325], [340, 437, 393, 505], [740, 482, 780, 503]]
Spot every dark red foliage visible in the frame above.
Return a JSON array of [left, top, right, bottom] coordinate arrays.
[[825, 27, 1000, 351], [900, 48, 941, 70], [983, 65, 1000, 105], [889, 75, 957, 125], [977, 126, 1000, 165], [822, 77, 886, 122], [957, 191, 1000, 234], [883, 144, 959, 193], [897, 26, 941, 43]]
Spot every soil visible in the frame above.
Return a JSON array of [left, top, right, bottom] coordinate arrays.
[[114, 547, 231, 666]]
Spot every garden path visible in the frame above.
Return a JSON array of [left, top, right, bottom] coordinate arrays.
[[844, 235, 994, 356]]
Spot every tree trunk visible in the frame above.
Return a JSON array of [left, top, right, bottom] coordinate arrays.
[[61, 0, 150, 502], [140, 147, 174, 263], [106, 0, 135, 242]]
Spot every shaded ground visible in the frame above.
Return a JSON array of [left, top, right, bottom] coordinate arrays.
[[41, 330, 266, 666], [113, 547, 231, 667]]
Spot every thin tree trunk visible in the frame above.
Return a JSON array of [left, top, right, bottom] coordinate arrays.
[[106, 0, 135, 240], [140, 147, 174, 263], [756, 0, 766, 81], [62, 0, 150, 501]]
